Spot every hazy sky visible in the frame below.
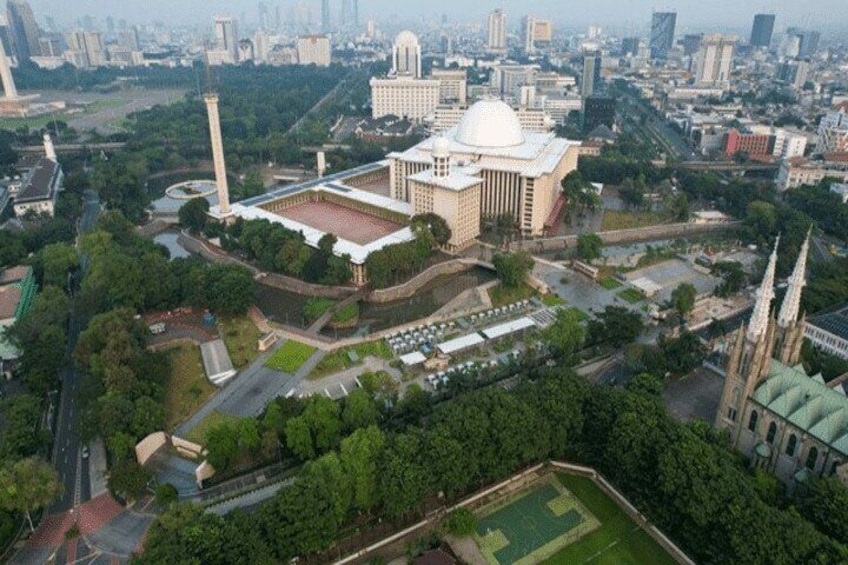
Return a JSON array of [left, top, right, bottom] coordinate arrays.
[[26, 0, 847, 30]]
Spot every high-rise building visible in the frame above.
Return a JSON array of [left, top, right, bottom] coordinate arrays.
[[749, 14, 775, 49], [66, 30, 104, 67], [816, 102, 848, 155], [798, 30, 820, 58], [321, 0, 330, 32], [340, 0, 357, 27], [533, 19, 552, 45], [621, 37, 640, 57], [682, 34, 702, 57], [521, 16, 535, 54], [649, 11, 676, 60], [296, 35, 331, 66], [692, 34, 735, 86], [6, 0, 41, 60], [214, 16, 239, 64], [369, 76, 441, 122], [392, 30, 421, 78], [487, 9, 506, 53], [581, 53, 601, 99]]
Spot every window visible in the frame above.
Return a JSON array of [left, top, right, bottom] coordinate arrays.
[[748, 410, 758, 432], [727, 407, 737, 422], [786, 434, 797, 457], [766, 422, 777, 444], [806, 446, 819, 471]]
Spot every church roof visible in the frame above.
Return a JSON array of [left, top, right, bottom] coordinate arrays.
[[753, 360, 848, 456]]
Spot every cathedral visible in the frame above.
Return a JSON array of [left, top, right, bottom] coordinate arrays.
[[715, 232, 848, 484]]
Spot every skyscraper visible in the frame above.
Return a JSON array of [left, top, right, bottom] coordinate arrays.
[[749, 14, 775, 49], [649, 11, 676, 60], [487, 9, 506, 53], [6, 0, 41, 60], [582, 53, 601, 99], [521, 16, 535, 54], [692, 34, 735, 86], [392, 30, 421, 78], [321, 0, 330, 32], [214, 16, 239, 63]]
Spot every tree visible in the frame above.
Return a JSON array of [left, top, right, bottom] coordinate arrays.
[[492, 251, 534, 288], [411, 213, 452, 247], [339, 425, 386, 512], [0, 457, 62, 531], [668, 193, 690, 222], [108, 458, 152, 499], [543, 309, 586, 364], [794, 477, 848, 543], [341, 389, 378, 432], [587, 305, 644, 347], [576, 232, 603, 263], [39, 243, 80, 289], [712, 261, 746, 298], [671, 282, 697, 319], [626, 373, 665, 398], [155, 483, 179, 507], [745, 201, 777, 244], [178, 198, 211, 233], [443, 508, 478, 536]]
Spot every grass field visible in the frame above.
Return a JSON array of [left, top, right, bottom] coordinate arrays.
[[541, 294, 565, 307], [546, 474, 677, 565], [185, 410, 241, 444], [309, 340, 392, 380], [488, 283, 535, 308], [598, 277, 622, 290], [265, 340, 316, 373], [162, 345, 218, 430], [601, 210, 668, 231], [617, 288, 645, 303], [219, 316, 261, 368]]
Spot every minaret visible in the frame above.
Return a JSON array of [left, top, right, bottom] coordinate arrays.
[[776, 229, 811, 365], [746, 236, 779, 344], [0, 40, 18, 99], [43, 133, 56, 162], [204, 93, 231, 216], [431, 137, 451, 178]]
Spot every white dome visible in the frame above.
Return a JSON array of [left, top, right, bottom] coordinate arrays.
[[431, 136, 451, 158], [454, 100, 525, 148], [394, 30, 419, 47]]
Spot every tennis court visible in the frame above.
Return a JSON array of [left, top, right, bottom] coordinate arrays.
[[475, 477, 599, 565]]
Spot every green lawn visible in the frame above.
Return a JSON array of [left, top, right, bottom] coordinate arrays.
[[617, 288, 645, 304], [601, 210, 668, 231], [332, 302, 360, 324], [309, 339, 392, 380], [541, 294, 565, 307], [598, 278, 622, 290], [162, 345, 218, 430], [265, 340, 316, 373], [185, 410, 241, 444], [564, 307, 590, 322], [219, 316, 262, 368], [547, 474, 676, 565], [488, 283, 535, 308]]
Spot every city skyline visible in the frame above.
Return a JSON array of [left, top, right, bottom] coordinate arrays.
[[19, 0, 848, 29]]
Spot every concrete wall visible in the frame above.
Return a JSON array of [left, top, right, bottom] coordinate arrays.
[[258, 271, 356, 299], [172, 436, 205, 459]]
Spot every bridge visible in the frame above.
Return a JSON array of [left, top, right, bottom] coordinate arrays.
[[17, 141, 127, 153], [675, 161, 780, 173]]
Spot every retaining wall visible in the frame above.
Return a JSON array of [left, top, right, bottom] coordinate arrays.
[[367, 258, 492, 303]]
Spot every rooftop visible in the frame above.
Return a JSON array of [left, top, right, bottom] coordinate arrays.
[[753, 360, 848, 457], [809, 305, 848, 341], [15, 157, 60, 203], [454, 99, 525, 148], [0, 285, 21, 320], [408, 167, 484, 192]]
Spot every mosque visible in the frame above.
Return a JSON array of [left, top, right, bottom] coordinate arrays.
[[208, 98, 580, 284], [716, 233, 848, 484]]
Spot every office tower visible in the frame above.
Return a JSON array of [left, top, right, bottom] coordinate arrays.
[[587, 26, 601, 40], [521, 16, 535, 54], [440, 34, 452, 55], [254, 30, 269, 62], [798, 30, 820, 58], [106, 16, 114, 34], [584, 97, 615, 133], [0, 39, 17, 98], [533, 19, 552, 45], [6, 0, 41, 59], [487, 9, 506, 53], [621, 37, 639, 57], [321, 0, 330, 32], [693, 35, 735, 86], [66, 30, 104, 67], [392, 30, 421, 78], [582, 53, 601, 99], [0, 20, 13, 60], [296, 35, 331, 66], [340, 0, 357, 26], [352, 0, 358, 26], [682, 34, 702, 57], [777, 60, 809, 90], [214, 16, 239, 63], [649, 11, 676, 60], [816, 102, 848, 155], [750, 14, 775, 48], [118, 27, 140, 51]]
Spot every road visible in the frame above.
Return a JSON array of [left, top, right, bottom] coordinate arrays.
[[615, 85, 698, 161], [50, 189, 101, 514], [286, 73, 350, 136]]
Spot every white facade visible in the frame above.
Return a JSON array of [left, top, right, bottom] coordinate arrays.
[[772, 129, 807, 159], [213, 17, 239, 64], [693, 34, 735, 86], [816, 104, 848, 155], [777, 158, 848, 191], [392, 30, 421, 78], [427, 104, 554, 134], [296, 35, 331, 66], [487, 9, 506, 53], [370, 77, 441, 122], [429, 69, 467, 104]]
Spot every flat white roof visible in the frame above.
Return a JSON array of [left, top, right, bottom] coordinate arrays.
[[436, 332, 485, 355], [399, 351, 427, 366], [408, 167, 484, 191], [481, 317, 536, 340], [630, 277, 663, 295]]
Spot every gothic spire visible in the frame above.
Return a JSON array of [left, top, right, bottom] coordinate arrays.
[[747, 236, 779, 343], [777, 229, 811, 328]]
